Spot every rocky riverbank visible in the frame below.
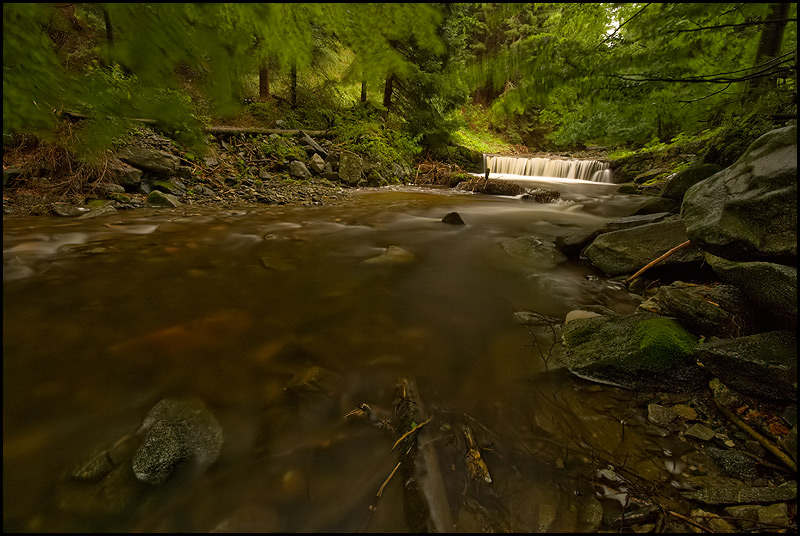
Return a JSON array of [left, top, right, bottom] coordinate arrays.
[[550, 125, 797, 531]]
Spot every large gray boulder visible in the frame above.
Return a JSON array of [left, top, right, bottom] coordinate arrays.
[[693, 330, 797, 401], [338, 150, 363, 185], [705, 253, 797, 326], [289, 160, 312, 180], [117, 146, 181, 176], [660, 163, 723, 200], [681, 125, 797, 264], [582, 219, 703, 276], [132, 397, 223, 485], [559, 311, 706, 392]]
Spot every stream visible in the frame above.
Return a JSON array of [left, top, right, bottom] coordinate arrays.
[[4, 180, 695, 532]]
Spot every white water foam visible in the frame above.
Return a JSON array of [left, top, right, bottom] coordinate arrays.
[[485, 155, 613, 183]]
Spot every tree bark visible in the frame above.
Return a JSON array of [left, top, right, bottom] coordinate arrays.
[[102, 7, 113, 65], [258, 64, 270, 100], [290, 63, 298, 109], [382, 74, 395, 118], [746, 3, 791, 98]]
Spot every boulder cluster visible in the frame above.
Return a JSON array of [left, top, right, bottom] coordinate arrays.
[[549, 126, 796, 476]]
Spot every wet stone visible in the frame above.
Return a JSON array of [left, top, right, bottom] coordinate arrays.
[[684, 423, 716, 441], [757, 502, 790, 527], [705, 447, 759, 481], [681, 477, 797, 505], [71, 451, 114, 482], [670, 403, 698, 421], [131, 397, 223, 485], [647, 403, 678, 426], [441, 211, 465, 225]]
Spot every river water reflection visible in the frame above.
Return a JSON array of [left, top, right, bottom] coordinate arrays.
[[4, 184, 684, 532]]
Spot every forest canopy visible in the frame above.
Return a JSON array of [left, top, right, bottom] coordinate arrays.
[[3, 3, 797, 154]]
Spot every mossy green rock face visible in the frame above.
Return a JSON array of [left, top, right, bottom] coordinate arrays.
[[560, 312, 706, 392]]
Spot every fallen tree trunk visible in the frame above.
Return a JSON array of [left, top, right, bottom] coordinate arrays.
[[61, 111, 332, 137], [206, 125, 331, 137]]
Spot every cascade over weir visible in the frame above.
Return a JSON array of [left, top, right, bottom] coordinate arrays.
[[484, 154, 613, 183]]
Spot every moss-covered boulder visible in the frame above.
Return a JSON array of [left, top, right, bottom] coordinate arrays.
[[146, 190, 182, 208], [560, 311, 706, 392]]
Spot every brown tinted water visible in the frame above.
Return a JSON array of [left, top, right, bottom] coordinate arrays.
[[4, 184, 686, 532]]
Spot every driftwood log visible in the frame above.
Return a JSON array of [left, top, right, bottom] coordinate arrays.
[[393, 377, 454, 533]]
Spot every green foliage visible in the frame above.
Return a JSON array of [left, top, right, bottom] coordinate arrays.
[[3, 3, 65, 140], [332, 104, 422, 167], [4, 3, 795, 156], [451, 104, 514, 153], [459, 3, 796, 148], [259, 135, 307, 162]]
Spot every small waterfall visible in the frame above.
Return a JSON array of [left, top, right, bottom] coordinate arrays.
[[484, 154, 613, 183]]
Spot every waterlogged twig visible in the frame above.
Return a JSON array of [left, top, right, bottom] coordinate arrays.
[[391, 415, 433, 453]]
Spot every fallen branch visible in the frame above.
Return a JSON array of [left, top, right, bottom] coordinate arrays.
[[626, 240, 692, 283], [300, 130, 329, 158], [599, 483, 715, 533], [712, 393, 797, 472]]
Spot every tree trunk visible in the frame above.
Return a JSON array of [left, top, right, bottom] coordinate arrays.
[[382, 74, 395, 118], [103, 8, 113, 65], [746, 3, 791, 98], [258, 64, 270, 100], [361, 80, 367, 103], [290, 63, 298, 109]]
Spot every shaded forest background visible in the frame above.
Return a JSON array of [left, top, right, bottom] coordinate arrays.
[[3, 3, 797, 171]]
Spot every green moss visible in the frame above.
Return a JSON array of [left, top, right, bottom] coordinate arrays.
[[631, 318, 697, 368]]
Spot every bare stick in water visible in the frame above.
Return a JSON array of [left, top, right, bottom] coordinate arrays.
[[626, 240, 691, 283]]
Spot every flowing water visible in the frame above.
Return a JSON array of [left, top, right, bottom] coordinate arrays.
[[4, 181, 690, 532], [484, 154, 613, 183]]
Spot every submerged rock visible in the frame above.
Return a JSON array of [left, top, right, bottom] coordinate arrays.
[[498, 235, 567, 269], [132, 397, 223, 485], [363, 245, 416, 265]]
